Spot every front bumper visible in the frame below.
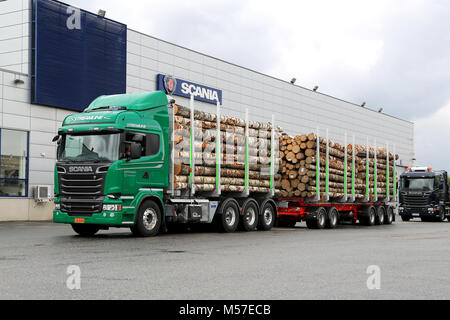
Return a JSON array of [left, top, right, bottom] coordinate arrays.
[[53, 209, 135, 226], [399, 206, 439, 218]]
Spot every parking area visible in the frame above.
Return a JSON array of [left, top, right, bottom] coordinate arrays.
[[0, 217, 449, 300]]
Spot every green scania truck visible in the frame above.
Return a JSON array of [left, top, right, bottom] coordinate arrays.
[[52, 91, 278, 236]]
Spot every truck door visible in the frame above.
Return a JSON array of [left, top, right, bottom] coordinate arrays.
[[119, 131, 165, 195], [137, 132, 165, 189]]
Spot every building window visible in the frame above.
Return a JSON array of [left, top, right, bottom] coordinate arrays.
[[0, 129, 29, 197]]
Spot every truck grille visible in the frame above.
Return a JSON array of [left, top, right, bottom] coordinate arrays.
[[57, 164, 109, 216], [402, 194, 429, 208]]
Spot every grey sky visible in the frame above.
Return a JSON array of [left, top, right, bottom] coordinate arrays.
[[68, 0, 450, 171]]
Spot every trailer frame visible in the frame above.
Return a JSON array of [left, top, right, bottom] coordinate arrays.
[[276, 197, 396, 227]]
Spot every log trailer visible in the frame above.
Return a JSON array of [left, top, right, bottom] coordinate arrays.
[[52, 91, 398, 236], [277, 132, 397, 228]]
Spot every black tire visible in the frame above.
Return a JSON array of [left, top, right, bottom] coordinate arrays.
[[71, 224, 100, 237], [325, 207, 338, 229], [384, 206, 394, 225], [436, 207, 445, 222], [278, 220, 297, 228], [130, 200, 162, 237], [240, 200, 259, 231], [258, 201, 276, 231], [375, 206, 386, 225], [218, 199, 240, 233], [401, 215, 411, 222], [306, 207, 326, 229], [360, 206, 376, 226]]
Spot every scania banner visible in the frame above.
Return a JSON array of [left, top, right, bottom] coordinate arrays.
[[157, 74, 222, 105]]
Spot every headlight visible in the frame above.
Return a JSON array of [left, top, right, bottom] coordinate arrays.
[[428, 208, 434, 212], [399, 207, 404, 212], [103, 204, 122, 211], [55, 203, 60, 210]]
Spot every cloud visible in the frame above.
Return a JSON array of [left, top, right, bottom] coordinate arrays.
[[415, 101, 450, 172]]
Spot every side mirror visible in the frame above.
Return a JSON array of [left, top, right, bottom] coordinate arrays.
[[52, 135, 60, 143], [130, 142, 142, 160]]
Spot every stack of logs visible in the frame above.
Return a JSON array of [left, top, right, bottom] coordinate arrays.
[[173, 104, 282, 194], [279, 133, 399, 201]]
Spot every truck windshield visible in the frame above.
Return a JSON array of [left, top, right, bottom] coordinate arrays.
[[58, 134, 120, 163], [400, 177, 435, 191]]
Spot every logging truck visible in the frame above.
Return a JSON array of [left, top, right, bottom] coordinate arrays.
[[52, 91, 398, 236]]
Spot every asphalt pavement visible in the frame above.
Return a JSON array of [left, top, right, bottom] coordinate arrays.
[[0, 217, 449, 299]]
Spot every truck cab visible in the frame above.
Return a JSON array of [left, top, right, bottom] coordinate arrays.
[[398, 167, 450, 222], [53, 91, 171, 236]]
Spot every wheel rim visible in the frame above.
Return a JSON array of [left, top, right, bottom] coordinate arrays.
[[143, 208, 157, 230], [369, 209, 375, 224], [263, 207, 273, 225], [225, 207, 236, 226], [379, 211, 385, 223], [245, 207, 256, 225], [387, 210, 393, 222], [331, 212, 337, 225], [318, 212, 325, 226]]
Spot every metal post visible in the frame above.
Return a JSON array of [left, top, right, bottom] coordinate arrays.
[[325, 128, 329, 201], [374, 138, 378, 202], [170, 104, 175, 195], [351, 134, 356, 202], [215, 101, 221, 196], [314, 128, 320, 202], [190, 94, 195, 197], [270, 114, 275, 197], [343, 132, 348, 202], [393, 144, 397, 201], [244, 109, 250, 196], [364, 136, 369, 202], [386, 141, 389, 202]]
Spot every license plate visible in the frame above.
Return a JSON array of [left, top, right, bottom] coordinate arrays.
[[74, 218, 85, 223], [412, 213, 419, 217]]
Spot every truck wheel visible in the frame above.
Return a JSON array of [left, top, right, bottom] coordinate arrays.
[[258, 201, 276, 231], [325, 207, 338, 229], [240, 200, 259, 231], [218, 199, 240, 233], [71, 224, 100, 237], [375, 206, 386, 225], [306, 207, 326, 229], [401, 215, 411, 222], [360, 206, 376, 226], [384, 206, 394, 225], [131, 200, 162, 237]]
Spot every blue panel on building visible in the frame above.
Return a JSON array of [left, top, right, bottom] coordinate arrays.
[[32, 0, 127, 111], [157, 74, 222, 105]]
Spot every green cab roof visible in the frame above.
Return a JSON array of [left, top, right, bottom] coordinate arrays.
[[85, 91, 169, 111]]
